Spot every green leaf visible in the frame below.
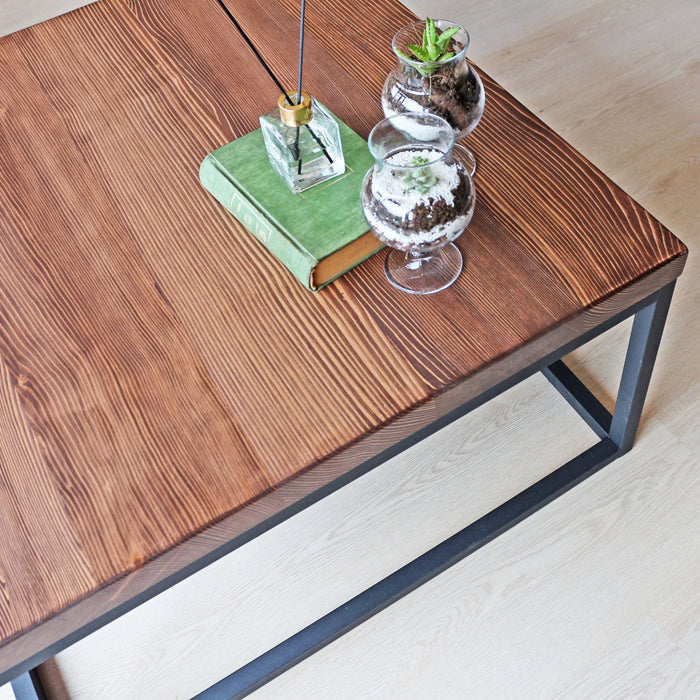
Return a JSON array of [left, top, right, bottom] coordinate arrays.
[[435, 25, 459, 52], [406, 43, 432, 62], [424, 18, 437, 51], [426, 45, 441, 61]]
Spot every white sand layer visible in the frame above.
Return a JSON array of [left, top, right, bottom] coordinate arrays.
[[366, 148, 469, 247]]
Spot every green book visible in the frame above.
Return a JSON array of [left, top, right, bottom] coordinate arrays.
[[199, 116, 383, 291]]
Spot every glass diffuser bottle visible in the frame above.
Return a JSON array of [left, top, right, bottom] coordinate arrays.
[[260, 90, 345, 193]]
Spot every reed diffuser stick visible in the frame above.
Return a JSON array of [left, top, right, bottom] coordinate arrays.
[[294, 0, 307, 170], [297, 0, 306, 104], [214, 0, 293, 106], [294, 0, 332, 166]]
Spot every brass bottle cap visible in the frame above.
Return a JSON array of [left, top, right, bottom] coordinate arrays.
[[278, 91, 312, 127]]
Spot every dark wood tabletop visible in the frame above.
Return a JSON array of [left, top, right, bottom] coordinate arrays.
[[0, 0, 686, 681]]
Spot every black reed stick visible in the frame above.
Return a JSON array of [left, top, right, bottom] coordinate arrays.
[[297, 0, 306, 104], [214, 0, 293, 106], [294, 0, 333, 168], [294, 0, 307, 172]]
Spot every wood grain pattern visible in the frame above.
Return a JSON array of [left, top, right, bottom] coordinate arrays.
[[554, 617, 700, 698], [0, 0, 687, 682]]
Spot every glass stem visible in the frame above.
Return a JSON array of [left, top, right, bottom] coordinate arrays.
[[406, 248, 433, 270]]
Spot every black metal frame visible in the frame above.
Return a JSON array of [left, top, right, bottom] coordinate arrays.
[[195, 281, 676, 699], [7, 281, 676, 700]]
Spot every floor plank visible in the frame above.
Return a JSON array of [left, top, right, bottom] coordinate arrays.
[[554, 617, 700, 699], [0, 0, 96, 36], [255, 423, 700, 698]]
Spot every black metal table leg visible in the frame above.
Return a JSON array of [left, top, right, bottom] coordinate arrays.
[[543, 281, 676, 453], [608, 281, 675, 453], [10, 670, 48, 700]]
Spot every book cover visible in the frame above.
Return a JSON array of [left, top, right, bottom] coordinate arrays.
[[199, 114, 383, 291]]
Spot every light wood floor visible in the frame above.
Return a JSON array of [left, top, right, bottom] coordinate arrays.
[[0, 0, 95, 37], [2, 0, 699, 697]]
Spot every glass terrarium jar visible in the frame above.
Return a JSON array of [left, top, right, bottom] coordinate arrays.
[[260, 91, 345, 193], [382, 20, 485, 173], [360, 113, 476, 294]]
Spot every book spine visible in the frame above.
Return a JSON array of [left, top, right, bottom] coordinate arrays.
[[199, 155, 318, 290]]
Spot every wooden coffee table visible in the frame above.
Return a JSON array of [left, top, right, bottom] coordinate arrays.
[[0, 0, 687, 697]]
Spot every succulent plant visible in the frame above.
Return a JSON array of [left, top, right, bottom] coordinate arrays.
[[403, 155, 438, 194], [397, 18, 460, 69]]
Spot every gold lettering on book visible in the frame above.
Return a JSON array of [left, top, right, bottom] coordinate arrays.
[[230, 191, 273, 245]]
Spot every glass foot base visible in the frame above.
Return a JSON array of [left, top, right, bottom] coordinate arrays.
[[385, 243, 464, 295]]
